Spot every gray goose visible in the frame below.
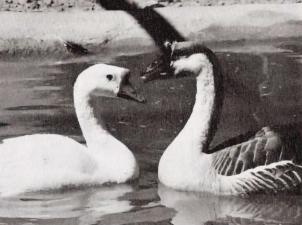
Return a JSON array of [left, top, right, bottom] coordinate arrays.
[[142, 41, 302, 195]]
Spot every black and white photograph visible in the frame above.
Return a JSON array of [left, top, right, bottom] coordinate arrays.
[[0, 0, 302, 224]]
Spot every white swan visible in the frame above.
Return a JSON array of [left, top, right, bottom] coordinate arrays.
[[142, 41, 302, 195], [0, 64, 144, 196]]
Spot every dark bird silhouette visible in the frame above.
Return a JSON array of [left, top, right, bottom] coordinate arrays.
[[96, 0, 185, 55], [63, 41, 89, 55]]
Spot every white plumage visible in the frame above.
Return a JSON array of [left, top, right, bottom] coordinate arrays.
[[0, 64, 140, 196]]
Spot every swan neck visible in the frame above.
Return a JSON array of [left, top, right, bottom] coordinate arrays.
[[73, 80, 110, 148]]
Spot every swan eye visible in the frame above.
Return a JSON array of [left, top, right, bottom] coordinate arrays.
[[106, 74, 114, 81]]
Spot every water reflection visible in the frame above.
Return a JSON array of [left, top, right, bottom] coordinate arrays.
[[0, 39, 301, 224], [0, 185, 133, 225], [159, 184, 302, 225]]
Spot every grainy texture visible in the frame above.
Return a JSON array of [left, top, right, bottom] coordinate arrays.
[[0, 3, 301, 58], [1, 0, 302, 11]]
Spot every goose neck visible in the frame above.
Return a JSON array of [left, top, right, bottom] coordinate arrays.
[[184, 60, 216, 153], [171, 53, 222, 155]]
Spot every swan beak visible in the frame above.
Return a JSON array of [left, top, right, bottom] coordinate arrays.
[[118, 81, 146, 103]]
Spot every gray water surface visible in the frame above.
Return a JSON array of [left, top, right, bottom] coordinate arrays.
[[0, 38, 302, 225]]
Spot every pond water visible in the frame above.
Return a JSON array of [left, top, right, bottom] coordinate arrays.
[[0, 38, 302, 225]]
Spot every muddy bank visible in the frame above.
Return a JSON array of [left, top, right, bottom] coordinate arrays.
[[1, 0, 302, 12], [0, 4, 302, 59]]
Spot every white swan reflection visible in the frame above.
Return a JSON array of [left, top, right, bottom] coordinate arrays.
[[0, 185, 133, 225], [158, 184, 302, 225]]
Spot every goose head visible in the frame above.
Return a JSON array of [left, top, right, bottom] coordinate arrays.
[[76, 64, 145, 103], [141, 41, 221, 82]]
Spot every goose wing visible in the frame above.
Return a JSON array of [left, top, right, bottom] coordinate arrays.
[[226, 160, 302, 194], [212, 126, 302, 176]]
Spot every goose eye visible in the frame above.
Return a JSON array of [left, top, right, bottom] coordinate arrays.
[[106, 74, 113, 81]]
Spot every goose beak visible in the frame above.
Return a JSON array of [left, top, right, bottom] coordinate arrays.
[[140, 57, 172, 82], [118, 80, 146, 103]]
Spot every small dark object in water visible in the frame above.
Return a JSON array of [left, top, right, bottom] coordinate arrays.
[[5, 105, 60, 111], [144, 3, 166, 9], [63, 41, 88, 55], [19, 198, 43, 202], [0, 122, 9, 127], [278, 42, 302, 54]]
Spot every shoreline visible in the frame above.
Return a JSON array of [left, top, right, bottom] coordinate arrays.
[[1, 3, 302, 59], [1, 0, 302, 12]]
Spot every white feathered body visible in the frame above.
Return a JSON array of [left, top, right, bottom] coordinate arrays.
[[0, 64, 139, 196], [0, 134, 137, 196]]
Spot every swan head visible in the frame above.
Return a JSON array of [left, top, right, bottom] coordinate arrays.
[[76, 64, 145, 103], [141, 41, 220, 82]]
